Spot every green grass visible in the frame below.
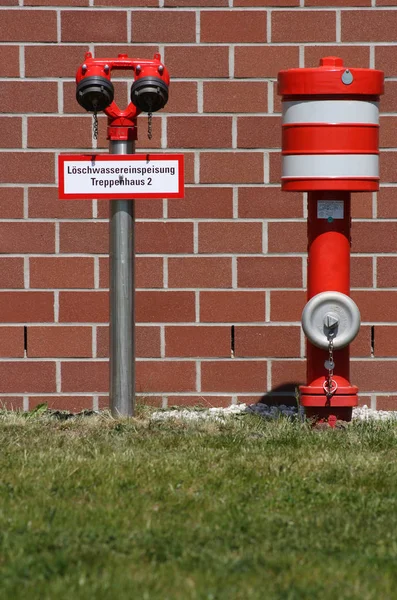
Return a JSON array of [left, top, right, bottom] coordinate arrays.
[[1, 409, 397, 600]]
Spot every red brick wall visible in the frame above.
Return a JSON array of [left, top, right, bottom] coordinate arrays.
[[0, 1, 396, 412]]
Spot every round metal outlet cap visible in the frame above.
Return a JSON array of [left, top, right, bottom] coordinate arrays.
[[301, 291, 361, 349]]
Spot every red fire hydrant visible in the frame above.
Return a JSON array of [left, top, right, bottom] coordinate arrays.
[[278, 57, 384, 423]]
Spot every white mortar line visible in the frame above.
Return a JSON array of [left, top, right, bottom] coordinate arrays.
[[232, 256, 237, 289], [336, 10, 341, 43], [92, 326, 97, 358], [24, 257, 30, 289]]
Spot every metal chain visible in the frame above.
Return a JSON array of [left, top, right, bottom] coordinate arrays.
[[323, 336, 337, 405], [147, 112, 153, 140], [92, 111, 98, 142]]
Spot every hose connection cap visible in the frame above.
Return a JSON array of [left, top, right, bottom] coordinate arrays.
[[76, 75, 114, 112], [130, 76, 169, 113]]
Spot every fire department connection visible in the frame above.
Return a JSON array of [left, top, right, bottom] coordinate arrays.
[[278, 57, 384, 422], [59, 52, 184, 417]]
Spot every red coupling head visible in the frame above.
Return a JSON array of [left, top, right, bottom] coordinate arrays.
[[75, 52, 170, 132]]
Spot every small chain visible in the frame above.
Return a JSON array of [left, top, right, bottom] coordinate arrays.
[[147, 112, 153, 140], [92, 111, 98, 142], [323, 336, 337, 405]]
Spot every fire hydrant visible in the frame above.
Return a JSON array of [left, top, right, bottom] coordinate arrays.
[[278, 57, 384, 423]]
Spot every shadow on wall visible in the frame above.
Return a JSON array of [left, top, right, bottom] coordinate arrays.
[[255, 383, 304, 408]]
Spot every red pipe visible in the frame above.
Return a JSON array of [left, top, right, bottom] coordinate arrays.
[[301, 191, 357, 421]]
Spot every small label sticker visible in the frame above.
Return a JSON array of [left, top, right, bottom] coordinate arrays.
[[317, 200, 344, 220]]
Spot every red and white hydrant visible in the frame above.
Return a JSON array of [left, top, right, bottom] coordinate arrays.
[[278, 57, 384, 423]]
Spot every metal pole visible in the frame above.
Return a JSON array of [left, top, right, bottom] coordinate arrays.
[[109, 139, 135, 416]]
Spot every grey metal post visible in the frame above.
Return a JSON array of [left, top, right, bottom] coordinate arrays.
[[109, 139, 135, 416]]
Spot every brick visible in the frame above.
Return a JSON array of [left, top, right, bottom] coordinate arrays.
[[0, 188, 23, 219], [376, 46, 397, 72], [180, 152, 195, 183], [377, 257, 397, 287], [0, 397, 23, 411], [306, 0, 370, 5], [97, 325, 161, 357], [380, 116, 397, 148], [199, 222, 263, 254], [62, 11, 127, 42], [376, 396, 397, 411], [0, 327, 24, 357], [0, 46, 19, 77], [238, 257, 303, 288], [163, 82, 198, 113], [63, 81, 128, 114], [235, 46, 299, 79], [204, 82, 267, 113], [381, 82, 397, 113], [0, 362, 56, 393], [165, 0, 226, 5], [137, 361, 196, 392], [98, 199, 163, 219], [272, 11, 336, 43], [29, 326, 92, 358], [29, 396, 93, 412], [0, 292, 53, 323], [378, 0, 397, 4], [136, 223, 194, 254], [165, 326, 230, 357], [200, 291, 266, 322], [132, 11, 196, 42], [99, 257, 163, 289], [26, 0, 87, 4], [238, 117, 281, 149], [351, 325, 372, 357], [268, 222, 306, 253], [25, 45, 89, 77], [201, 11, 266, 43], [0, 10, 57, 41], [164, 46, 229, 78], [62, 361, 108, 392], [269, 152, 282, 183], [0, 153, 54, 184], [59, 292, 108, 323], [97, 0, 156, 5], [0, 118, 22, 148], [168, 187, 233, 219], [0, 223, 54, 253], [238, 188, 303, 219], [29, 187, 92, 219], [1, 82, 57, 113], [273, 85, 282, 114], [352, 291, 397, 322], [351, 192, 372, 219], [235, 0, 298, 5], [200, 152, 264, 184], [342, 10, 397, 42], [270, 291, 306, 321], [351, 361, 397, 392], [136, 291, 195, 322], [167, 117, 232, 149], [168, 257, 232, 288], [271, 360, 305, 391], [167, 396, 233, 408], [305, 45, 370, 69], [351, 256, 373, 288], [28, 117, 92, 149], [378, 188, 397, 218], [234, 325, 301, 358], [60, 223, 108, 254], [201, 361, 267, 392], [0, 258, 23, 288], [374, 326, 397, 357], [352, 222, 397, 253], [30, 258, 94, 289]]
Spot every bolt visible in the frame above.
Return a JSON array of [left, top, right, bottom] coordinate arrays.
[[82, 64, 87, 74], [104, 64, 110, 74], [136, 65, 141, 75], [158, 65, 164, 74], [324, 313, 339, 329]]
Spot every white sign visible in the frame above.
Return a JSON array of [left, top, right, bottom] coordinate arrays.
[[58, 154, 184, 200], [317, 200, 344, 220]]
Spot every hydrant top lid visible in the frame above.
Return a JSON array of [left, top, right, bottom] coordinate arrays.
[[278, 56, 384, 98]]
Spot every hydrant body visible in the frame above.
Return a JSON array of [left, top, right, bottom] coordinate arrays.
[[278, 57, 384, 422]]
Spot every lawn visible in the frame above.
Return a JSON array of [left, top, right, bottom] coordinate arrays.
[[1, 408, 397, 600]]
